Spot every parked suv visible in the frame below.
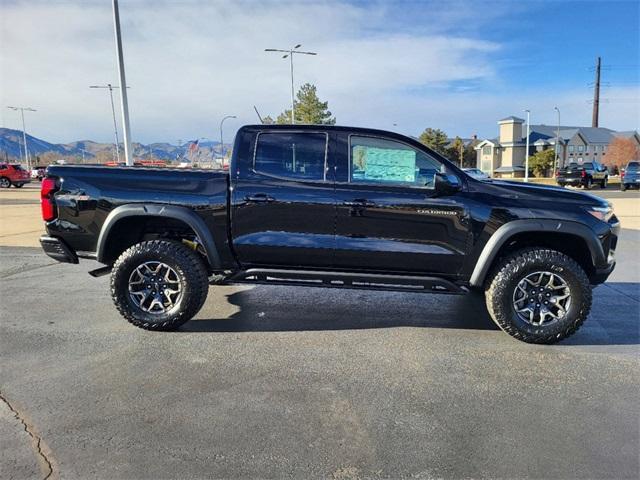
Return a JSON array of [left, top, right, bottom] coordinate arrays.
[[39, 125, 619, 344], [620, 161, 640, 191], [0, 163, 31, 188]]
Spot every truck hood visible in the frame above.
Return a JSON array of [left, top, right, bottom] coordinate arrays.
[[478, 179, 609, 207]]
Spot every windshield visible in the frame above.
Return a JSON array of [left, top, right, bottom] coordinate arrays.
[[626, 162, 640, 171], [10, 164, 25, 171]]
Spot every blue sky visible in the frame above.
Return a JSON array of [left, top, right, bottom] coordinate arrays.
[[1, 0, 638, 145]]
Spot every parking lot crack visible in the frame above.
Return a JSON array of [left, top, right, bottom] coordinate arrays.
[[0, 391, 55, 480]]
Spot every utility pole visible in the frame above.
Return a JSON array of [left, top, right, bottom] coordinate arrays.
[[592, 56, 601, 128], [524, 109, 530, 182], [112, 0, 133, 165], [554, 106, 561, 168], [89, 84, 125, 162], [7, 106, 36, 170], [265, 45, 317, 124]]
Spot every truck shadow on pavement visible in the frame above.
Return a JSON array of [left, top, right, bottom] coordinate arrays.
[[184, 287, 499, 333], [182, 283, 640, 346]]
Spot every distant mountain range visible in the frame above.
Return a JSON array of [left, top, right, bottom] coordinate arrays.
[[0, 128, 225, 164]]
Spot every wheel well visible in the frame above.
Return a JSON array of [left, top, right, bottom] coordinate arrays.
[[101, 216, 208, 267], [491, 231, 595, 278]]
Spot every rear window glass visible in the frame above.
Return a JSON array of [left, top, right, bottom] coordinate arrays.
[[626, 162, 640, 171], [254, 132, 327, 181]]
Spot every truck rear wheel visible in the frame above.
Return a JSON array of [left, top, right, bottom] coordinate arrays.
[[110, 240, 209, 330], [485, 248, 591, 344]]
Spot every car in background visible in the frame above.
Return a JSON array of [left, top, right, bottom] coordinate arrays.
[[0, 163, 31, 188], [620, 161, 640, 191], [556, 161, 608, 189], [32, 165, 47, 181], [463, 167, 490, 180]]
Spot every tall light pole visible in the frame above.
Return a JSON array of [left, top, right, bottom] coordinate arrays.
[[554, 106, 561, 168], [89, 84, 125, 163], [524, 109, 530, 182], [265, 44, 317, 124], [219, 115, 236, 163], [7, 106, 36, 170], [112, 0, 133, 165]]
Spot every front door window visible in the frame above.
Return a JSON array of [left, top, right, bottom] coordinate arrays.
[[349, 136, 444, 189]]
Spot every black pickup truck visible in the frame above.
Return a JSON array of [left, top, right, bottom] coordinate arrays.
[[556, 160, 609, 189], [39, 125, 620, 343]]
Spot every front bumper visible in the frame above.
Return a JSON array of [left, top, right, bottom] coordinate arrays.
[[40, 235, 78, 264], [592, 261, 616, 284], [591, 217, 620, 285]]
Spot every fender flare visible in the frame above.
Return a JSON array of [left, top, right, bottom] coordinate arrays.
[[96, 203, 221, 269], [469, 219, 604, 288]]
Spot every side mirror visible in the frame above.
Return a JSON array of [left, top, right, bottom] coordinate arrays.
[[434, 172, 461, 196]]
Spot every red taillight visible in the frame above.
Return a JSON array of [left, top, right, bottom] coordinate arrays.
[[621, 170, 625, 178], [555, 170, 560, 177], [41, 177, 57, 221], [581, 170, 586, 177]]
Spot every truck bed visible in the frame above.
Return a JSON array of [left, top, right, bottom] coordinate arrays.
[[45, 164, 230, 258]]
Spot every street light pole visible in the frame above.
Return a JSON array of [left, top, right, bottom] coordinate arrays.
[[524, 109, 530, 182], [7, 106, 36, 170], [89, 84, 126, 163], [112, 0, 133, 165], [554, 106, 561, 168], [219, 115, 236, 164], [265, 45, 317, 124]]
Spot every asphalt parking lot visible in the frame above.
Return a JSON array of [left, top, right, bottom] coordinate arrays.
[[1, 184, 639, 479]]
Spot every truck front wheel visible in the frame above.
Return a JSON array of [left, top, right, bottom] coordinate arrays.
[[110, 240, 209, 330], [485, 248, 592, 344]]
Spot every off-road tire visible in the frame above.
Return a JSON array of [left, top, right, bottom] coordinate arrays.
[[485, 248, 592, 344], [0, 177, 11, 188], [110, 240, 209, 331]]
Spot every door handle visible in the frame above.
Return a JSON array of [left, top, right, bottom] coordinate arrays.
[[245, 193, 275, 203]]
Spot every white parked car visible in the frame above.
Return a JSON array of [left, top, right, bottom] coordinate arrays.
[[463, 168, 490, 180]]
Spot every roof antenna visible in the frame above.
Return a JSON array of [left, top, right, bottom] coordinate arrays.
[[253, 105, 264, 124]]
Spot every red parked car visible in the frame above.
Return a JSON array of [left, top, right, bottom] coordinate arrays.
[[0, 163, 31, 188]]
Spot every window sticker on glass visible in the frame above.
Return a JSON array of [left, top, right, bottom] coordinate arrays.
[[352, 146, 416, 183]]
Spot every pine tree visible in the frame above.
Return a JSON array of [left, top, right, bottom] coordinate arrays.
[[418, 128, 449, 155], [276, 83, 336, 125]]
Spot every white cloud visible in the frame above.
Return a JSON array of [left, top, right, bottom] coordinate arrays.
[[0, 0, 637, 145]]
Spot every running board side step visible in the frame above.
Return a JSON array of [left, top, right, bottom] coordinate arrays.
[[225, 269, 467, 294], [88, 266, 112, 277]]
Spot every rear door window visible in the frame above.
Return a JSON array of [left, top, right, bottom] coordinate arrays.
[[254, 132, 328, 181]]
